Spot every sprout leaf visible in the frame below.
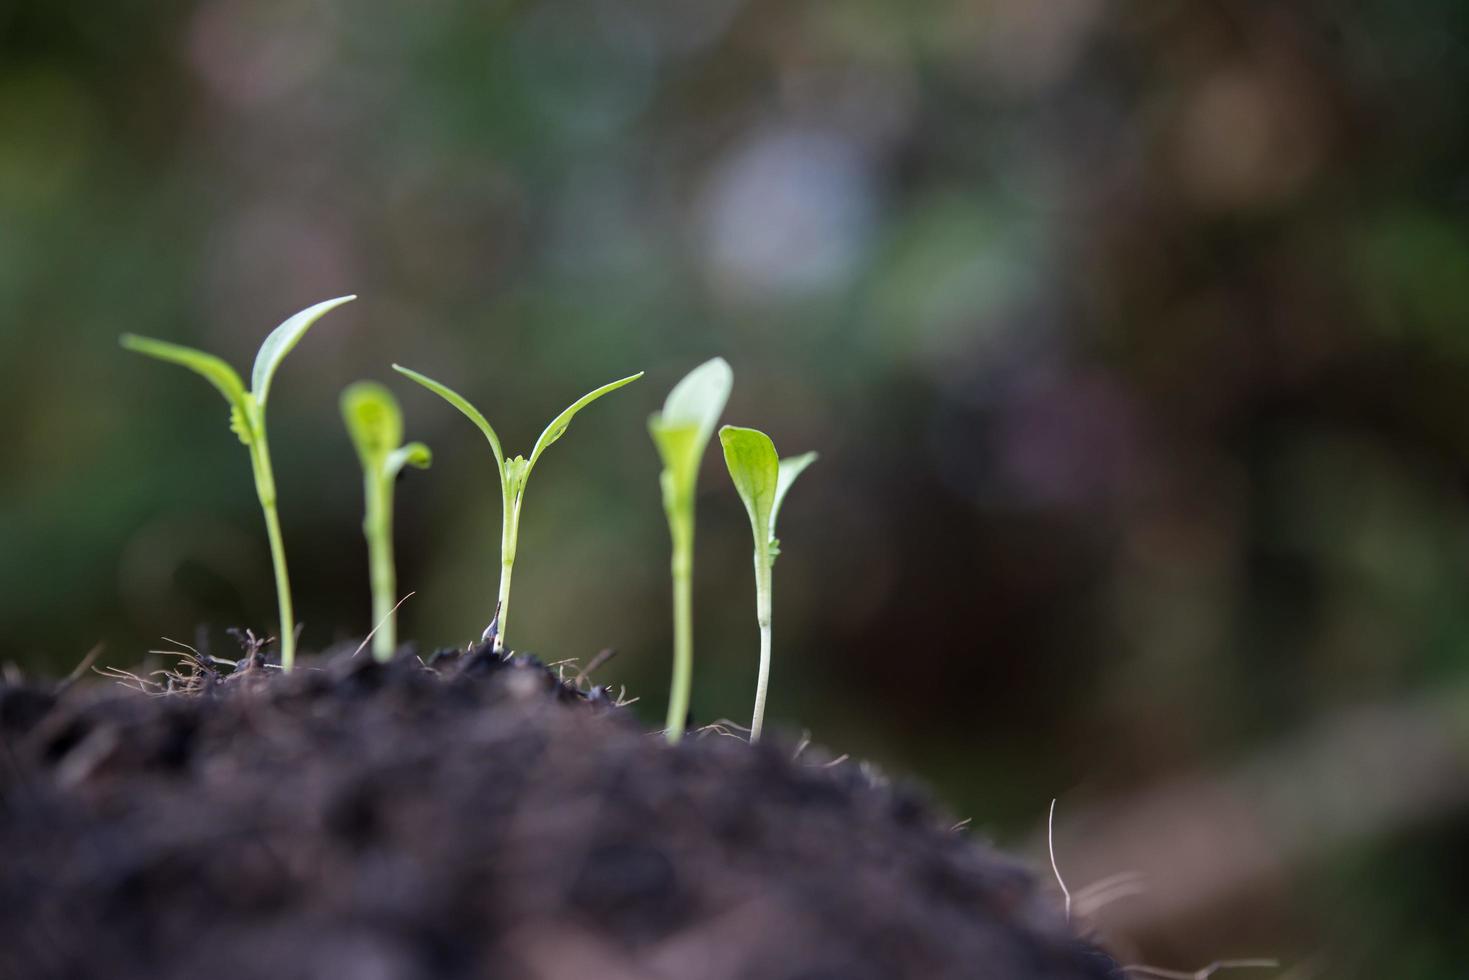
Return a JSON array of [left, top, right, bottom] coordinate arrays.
[[386, 442, 433, 479], [771, 451, 818, 534], [529, 372, 644, 470], [392, 365, 507, 473], [119, 335, 248, 409], [719, 426, 780, 545], [252, 295, 356, 406], [342, 380, 404, 465], [649, 357, 732, 502]]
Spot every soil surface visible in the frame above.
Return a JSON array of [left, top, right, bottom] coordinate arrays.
[[0, 642, 1116, 980]]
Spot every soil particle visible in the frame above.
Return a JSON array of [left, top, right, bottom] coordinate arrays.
[[0, 643, 1116, 980]]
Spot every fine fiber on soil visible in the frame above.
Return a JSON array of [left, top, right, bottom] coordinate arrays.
[[0, 641, 1117, 980]]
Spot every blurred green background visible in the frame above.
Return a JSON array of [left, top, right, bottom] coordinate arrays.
[[4, 0, 1468, 973]]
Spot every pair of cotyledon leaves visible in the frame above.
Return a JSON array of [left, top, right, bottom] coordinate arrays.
[[389, 365, 643, 510], [120, 295, 359, 445], [648, 356, 816, 551]]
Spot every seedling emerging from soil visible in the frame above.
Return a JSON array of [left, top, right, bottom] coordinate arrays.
[[648, 357, 733, 743], [341, 382, 432, 660], [719, 426, 816, 742], [121, 296, 356, 670], [392, 364, 643, 652]]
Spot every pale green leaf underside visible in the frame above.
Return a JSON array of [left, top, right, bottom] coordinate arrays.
[[385, 441, 432, 479], [120, 334, 248, 408], [341, 381, 404, 465], [649, 358, 732, 501], [529, 372, 644, 470], [771, 450, 818, 534], [392, 364, 507, 471], [719, 425, 779, 542], [658, 357, 731, 455], [252, 295, 357, 406]]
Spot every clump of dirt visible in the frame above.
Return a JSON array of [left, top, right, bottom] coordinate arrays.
[[0, 642, 1115, 980]]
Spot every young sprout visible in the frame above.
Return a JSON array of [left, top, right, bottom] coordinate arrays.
[[341, 382, 432, 661], [121, 296, 356, 670], [719, 426, 816, 742], [392, 364, 643, 653], [648, 357, 733, 743]]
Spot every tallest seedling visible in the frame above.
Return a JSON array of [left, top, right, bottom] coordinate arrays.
[[121, 296, 356, 669], [649, 358, 733, 743]]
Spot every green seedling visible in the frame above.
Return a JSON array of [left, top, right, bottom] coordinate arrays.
[[719, 426, 816, 742], [392, 364, 643, 653], [341, 382, 432, 660], [648, 357, 733, 743], [121, 295, 357, 670]]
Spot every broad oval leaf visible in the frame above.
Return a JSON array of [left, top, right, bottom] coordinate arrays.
[[719, 426, 779, 544], [251, 295, 356, 406], [771, 451, 818, 534], [120, 335, 248, 408], [385, 441, 433, 479], [392, 364, 507, 471], [341, 381, 403, 466], [528, 372, 644, 471], [649, 358, 732, 501], [657, 357, 731, 453]]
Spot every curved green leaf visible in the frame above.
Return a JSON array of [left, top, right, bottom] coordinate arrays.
[[719, 426, 779, 546], [649, 358, 732, 503], [392, 364, 507, 472], [120, 335, 248, 408], [657, 358, 731, 451], [252, 295, 356, 406], [528, 372, 644, 471], [341, 381, 403, 467], [385, 441, 433, 479], [771, 451, 818, 534]]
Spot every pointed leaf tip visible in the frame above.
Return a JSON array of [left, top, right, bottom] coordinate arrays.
[[771, 450, 817, 534], [528, 371, 645, 470], [251, 295, 357, 405], [650, 358, 732, 490], [392, 364, 506, 471]]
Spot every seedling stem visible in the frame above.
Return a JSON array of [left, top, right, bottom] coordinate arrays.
[[649, 358, 733, 743], [342, 381, 432, 659], [393, 365, 642, 653], [121, 295, 356, 669], [719, 425, 816, 741]]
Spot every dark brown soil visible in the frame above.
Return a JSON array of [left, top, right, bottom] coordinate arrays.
[[0, 642, 1117, 980]]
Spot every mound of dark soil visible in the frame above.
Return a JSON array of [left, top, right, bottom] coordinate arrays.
[[0, 643, 1115, 980]]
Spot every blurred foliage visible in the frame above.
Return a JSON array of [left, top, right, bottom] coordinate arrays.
[[3, 0, 1469, 973]]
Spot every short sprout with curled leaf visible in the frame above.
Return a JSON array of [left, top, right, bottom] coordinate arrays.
[[719, 425, 816, 742], [341, 382, 432, 660], [121, 296, 356, 670], [392, 364, 643, 653]]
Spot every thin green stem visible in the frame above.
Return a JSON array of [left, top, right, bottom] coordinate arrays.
[[750, 552, 773, 742], [493, 490, 522, 653], [665, 513, 694, 743], [250, 431, 296, 670], [366, 475, 396, 659]]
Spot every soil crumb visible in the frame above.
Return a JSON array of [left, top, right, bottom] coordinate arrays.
[[0, 643, 1116, 980]]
